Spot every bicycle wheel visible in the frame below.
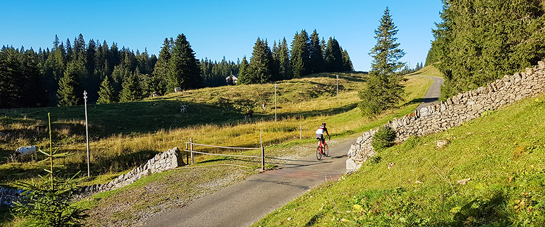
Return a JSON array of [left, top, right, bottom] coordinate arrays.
[[316, 146, 322, 160], [324, 144, 329, 157]]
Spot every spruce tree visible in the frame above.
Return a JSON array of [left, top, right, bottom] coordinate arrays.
[[57, 61, 85, 106], [151, 38, 171, 94], [119, 69, 143, 102], [358, 7, 405, 116], [249, 38, 273, 84], [278, 38, 292, 80], [237, 56, 251, 84], [309, 30, 325, 74], [433, 0, 545, 99], [342, 49, 353, 71], [291, 30, 310, 78], [324, 37, 344, 72], [97, 75, 116, 104], [168, 34, 202, 91]]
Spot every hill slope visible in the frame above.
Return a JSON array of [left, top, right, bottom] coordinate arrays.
[[253, 94, 545, 226]]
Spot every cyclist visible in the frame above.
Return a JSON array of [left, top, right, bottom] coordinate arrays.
[[315, 123, 330, 150]]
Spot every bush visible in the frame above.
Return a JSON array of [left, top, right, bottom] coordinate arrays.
[[371, 126, 396, 151]]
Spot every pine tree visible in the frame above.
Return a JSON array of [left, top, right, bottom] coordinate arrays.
[[119, 69, 143, 102], [237, 56, 251, 84], [278, 38, 292, 80], [97, 75, 116, 104], [57, 61, 85, 106], [291, 30, 310, 78], [309, 30, 325, 74], [324, 37, 344, 72], [151, 38, 171, 94], [433, 0, 545, 99], [341, 49, 353, 71], [168, 34, 202, 91], [358, 7, 405, 116], [248, 38, 273, 84]]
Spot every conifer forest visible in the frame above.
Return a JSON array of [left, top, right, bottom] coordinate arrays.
[[0, 30, 353, 108]]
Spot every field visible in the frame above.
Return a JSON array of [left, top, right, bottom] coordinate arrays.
[[0, 71, 434, 226]]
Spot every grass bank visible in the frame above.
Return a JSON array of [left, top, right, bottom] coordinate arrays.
[[252, 94, 545, 226]]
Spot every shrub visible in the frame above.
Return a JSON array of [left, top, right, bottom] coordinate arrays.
[[371, 126, 396, 151]]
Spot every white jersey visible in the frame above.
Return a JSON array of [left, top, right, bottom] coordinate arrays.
[[316, 128, 324, 135]]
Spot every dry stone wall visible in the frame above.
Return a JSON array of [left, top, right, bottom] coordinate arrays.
[[346, 61, 545, 174], [74, 147, 185, 198]]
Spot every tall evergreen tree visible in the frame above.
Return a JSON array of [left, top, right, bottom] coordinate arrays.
[[119, 69, 143, 102], [291, 30, 310, 78], [57, 61, 85, 106], [151, 38, 171, 94], [341, 49, 353, 71], [237, 56, 251, 84], [309, 30, 325, 74], [324, 37, 344, 72], [167, 34, 202, 91], [96, 75, 115, 104], [248, 38, 273, 84], [278, 38, 292, 80], [433, 0, 545, 99], [358, 7, 405, 116]]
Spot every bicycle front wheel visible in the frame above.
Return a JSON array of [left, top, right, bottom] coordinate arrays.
[[324, 144, 329, 157], [316, 146, 322, 160]]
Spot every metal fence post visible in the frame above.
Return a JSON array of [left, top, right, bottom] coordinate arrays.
[[261, 131, 264, 171], [190, 138, 194, 165], [186, 142, 189, 165]]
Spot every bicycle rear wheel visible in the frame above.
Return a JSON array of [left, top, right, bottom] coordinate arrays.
[[316, 146, 322, 160], [324, 144, 329, 157]]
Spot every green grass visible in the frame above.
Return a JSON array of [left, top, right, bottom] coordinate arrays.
[[0, 70, 436, 226], [252, 95, 545, 226]]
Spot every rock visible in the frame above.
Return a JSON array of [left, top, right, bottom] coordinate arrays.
[[345, 158, 361, 174], [457, 178, 472, 185]]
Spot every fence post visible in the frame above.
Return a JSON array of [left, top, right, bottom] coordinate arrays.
[[186, 142, 189, 166], [190, 138, 194, 165], [261, 147, 265, 171], [261, 130, 264, 171]]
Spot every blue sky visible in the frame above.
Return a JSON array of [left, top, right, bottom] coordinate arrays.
[[1, 0, 443, 72]]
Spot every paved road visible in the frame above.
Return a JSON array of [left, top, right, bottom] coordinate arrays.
[[415, 76, 444, 111], [142, 138, 355, 227]]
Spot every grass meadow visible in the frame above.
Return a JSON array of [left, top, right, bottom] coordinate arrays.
[[0, 70, 435, 226]]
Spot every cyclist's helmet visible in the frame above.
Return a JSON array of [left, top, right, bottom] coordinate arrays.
[[322, 123, 326, 126]]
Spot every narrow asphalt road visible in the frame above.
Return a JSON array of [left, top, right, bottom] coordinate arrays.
[[142, 138, 355, 227], [415, 76, 444, 111], [142, 76, 443, 227]]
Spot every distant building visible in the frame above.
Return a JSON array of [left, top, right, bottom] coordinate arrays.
[[226, 75, 238, 85]]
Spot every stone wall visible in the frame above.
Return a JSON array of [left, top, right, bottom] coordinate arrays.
[[346, 61, 545, 174], [74, 147, 185, 198]]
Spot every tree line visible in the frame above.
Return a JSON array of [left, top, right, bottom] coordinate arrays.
[[426, 0, 545, 99], [1, 30, 353, 108], [238, 29, 353, 84]]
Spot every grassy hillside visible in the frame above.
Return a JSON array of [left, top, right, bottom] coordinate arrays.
[[0, 72, 432, 185], [0, 70, 435, 226], [252, 94, 545, 226]]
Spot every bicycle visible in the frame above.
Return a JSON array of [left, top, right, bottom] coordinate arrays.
[[316, 139, 329, 160]]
